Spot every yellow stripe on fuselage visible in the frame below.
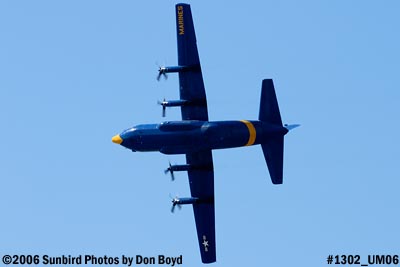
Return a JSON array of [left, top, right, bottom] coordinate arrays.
[[240, 120, 256, 146]]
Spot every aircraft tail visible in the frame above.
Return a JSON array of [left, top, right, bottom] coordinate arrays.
[[259, 79, 284, 184]]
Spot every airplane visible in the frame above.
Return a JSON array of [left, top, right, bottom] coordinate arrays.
[[112, 3, 298, 264]]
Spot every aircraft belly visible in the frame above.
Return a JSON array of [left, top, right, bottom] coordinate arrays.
[[129, 121, 283, 153], [141, 131, 202, 154]]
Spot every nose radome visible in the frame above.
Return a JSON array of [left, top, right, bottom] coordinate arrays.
[[112, 134, 123, 144]]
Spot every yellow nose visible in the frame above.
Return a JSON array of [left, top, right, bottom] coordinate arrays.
[[112, 134, 123, 144]]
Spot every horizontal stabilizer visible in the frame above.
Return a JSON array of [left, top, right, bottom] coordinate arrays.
[[259, 79, 282, 126], [261, 136, 284, 184]]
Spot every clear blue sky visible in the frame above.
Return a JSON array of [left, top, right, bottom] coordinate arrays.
[[1, 1, 399, 266]]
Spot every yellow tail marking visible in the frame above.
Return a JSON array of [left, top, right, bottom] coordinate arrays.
[[240, 120, 256, 146]]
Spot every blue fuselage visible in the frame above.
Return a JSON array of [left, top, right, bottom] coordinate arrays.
[[115, 120, 288, 154]]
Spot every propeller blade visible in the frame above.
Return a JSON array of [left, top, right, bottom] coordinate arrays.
[[164, 162, 175, 181], [170, 194, 180, 213], [171, 199, 178, 213], [157, 66, 168, 81], [157, 99, 167, 117], [171, 203, 182, 213]]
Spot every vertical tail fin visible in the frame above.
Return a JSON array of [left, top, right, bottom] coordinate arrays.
[[259, 79, 285, 184]]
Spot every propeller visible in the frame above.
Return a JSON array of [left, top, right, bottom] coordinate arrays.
[[164, 162, 175, 181], [170, 194, 182, 213], [157, 98, 167, 117], [157, 66, 168, 81]]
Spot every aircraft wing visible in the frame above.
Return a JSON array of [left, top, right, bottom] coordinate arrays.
[[186, 150, 216, 263], [175, 4, 209, 121]]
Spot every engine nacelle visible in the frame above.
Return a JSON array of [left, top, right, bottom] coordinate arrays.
[[172, 197, 199, 205], [158, 99, 189, 117], [159, 99, 189, 107], [164, 162, 197, 181], [168, 164, 192, 171], [157, 64, 201, 81], [159, 64, 200, 74], [171, 196, 200, 212]]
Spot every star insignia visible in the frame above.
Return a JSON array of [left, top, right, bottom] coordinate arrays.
[[202, 235, 209, 251]]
